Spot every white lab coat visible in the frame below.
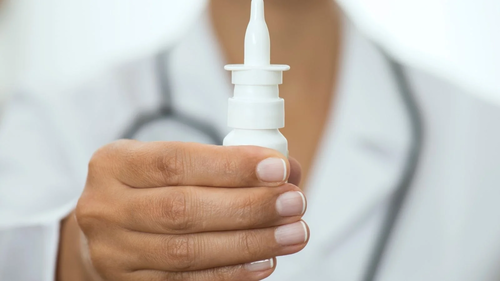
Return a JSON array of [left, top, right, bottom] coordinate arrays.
[[1, 10, 500, 281]]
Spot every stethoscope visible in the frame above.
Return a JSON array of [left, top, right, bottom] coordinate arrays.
[[121, 46, 424, 281], [362, 48, 424, 281], [120, 50, 224, 145]]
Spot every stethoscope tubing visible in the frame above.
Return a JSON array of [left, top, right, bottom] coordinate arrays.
[[121, 50, 224, 144], [362, 48, 425, 281]]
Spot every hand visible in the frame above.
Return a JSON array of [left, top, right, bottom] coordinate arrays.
[[76, 140, 309, 281]]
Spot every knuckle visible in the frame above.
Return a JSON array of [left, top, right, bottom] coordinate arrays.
[[240, 231, 264, 258], [76, 191, 113, 235], [88, 140, 135, 177], [160, 189, 192, 232], [229, 146, 262, 183], [207, 266, 240, 281], [219, 154, 238, 177], [88, 252, 107, 277], [88, 146, 109, 174], [164, 235, 196, 271], [87, 245, 117, 280], [236, 194, 257, 225], [89, 141, 127, 168], [155, 143, 186, 186], [75, 196, 98, 232], [164, 266, 240, 281]]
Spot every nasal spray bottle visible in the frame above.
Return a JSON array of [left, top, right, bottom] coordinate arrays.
[[223, 0, 290, 156]]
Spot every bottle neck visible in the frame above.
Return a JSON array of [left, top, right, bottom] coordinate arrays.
[[231, 128, 281, 132], [233, 85, 279, 100]]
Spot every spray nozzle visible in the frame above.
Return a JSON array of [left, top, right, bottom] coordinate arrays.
[[223, 0, 289, 151], [244, 0, 271, 66], [225, 0, 289, 74]]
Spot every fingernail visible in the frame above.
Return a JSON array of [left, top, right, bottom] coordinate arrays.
[[256, 158, 287, 183], [275, 221, 308, 246], [276, 191, 306, 217], [245, 259, 274, 272]]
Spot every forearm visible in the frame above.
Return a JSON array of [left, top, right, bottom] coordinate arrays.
[[57, 212, 102, 281]]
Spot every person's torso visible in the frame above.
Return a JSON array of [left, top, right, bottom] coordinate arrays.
[[4, 10, 500, 281]]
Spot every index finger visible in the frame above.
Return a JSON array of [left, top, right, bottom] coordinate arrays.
[[93, 140, 291, 188]]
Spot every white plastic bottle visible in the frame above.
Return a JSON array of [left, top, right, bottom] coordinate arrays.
[[223, 0, 290, 156]]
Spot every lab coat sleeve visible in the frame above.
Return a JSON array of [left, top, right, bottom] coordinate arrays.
[[0, 90, 83, 280], [0, 56, 157, 280], [0, 222, 60, 280]]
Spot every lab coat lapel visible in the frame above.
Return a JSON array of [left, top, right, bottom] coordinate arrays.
[[302, 19, 413, 257]]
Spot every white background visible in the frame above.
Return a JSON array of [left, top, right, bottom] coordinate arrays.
[[0, 0, 205, 106]]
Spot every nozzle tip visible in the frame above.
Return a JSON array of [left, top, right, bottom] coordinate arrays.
[[251, 0, 265, 20], [245, 0, 270, 66]]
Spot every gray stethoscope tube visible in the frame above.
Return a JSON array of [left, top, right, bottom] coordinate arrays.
[[122, 46, 424, 281], [363, 49, 424, 281], [121, 50, 224, 144]]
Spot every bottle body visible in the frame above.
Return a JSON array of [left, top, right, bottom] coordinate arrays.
[[223, 129, 288, 156]]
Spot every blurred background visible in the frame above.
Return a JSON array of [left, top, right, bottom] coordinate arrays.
[[1, 0, 499, 112], [0, 0, 205, 110]]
